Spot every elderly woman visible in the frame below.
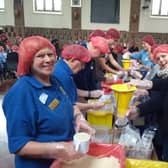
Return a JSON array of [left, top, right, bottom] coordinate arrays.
[[126, 44, 168, 161], [2, 36, 94, 168]]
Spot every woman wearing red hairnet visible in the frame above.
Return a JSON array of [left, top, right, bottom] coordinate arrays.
[[126, 44, 168, 162], [2, 36, 94, 168], [127, 35, 155, 77]]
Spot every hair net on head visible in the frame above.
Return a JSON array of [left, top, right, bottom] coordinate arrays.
[[62, 44, 91, 62], [11, 45, 19, 52], [142, 35, 155, 46], [152, 44, 168, 62], [113, 44, 124, 54], [90, 36, 110, 54], [0, 46, 4, 52], [17, 36, 56, 76], [88, 29, 106, 42], [105, 28, 120, 40]]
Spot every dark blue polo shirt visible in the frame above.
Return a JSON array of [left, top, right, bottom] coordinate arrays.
[[3, 75, 75, 168]]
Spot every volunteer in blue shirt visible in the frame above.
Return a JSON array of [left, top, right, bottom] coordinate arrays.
[[130, 35, 155, 77], [53, 44, 91, 104], [2, 36, 95, 168], [53, 44, 104, 110]]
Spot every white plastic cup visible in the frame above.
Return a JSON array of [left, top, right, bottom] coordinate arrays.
[[73, 132, 91, 153]]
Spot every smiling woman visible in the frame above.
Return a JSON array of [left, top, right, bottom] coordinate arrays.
[[2, 36, 94, 168]]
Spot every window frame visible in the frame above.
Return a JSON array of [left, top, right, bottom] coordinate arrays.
[[33, 0, 62, 15], [90, 0, 120, 24], [151, 0, 168, 17], [70, 0, 81, 7], [0, 0, 5, 12]]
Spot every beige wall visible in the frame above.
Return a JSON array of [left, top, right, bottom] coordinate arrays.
[[81, 0, 131, 31], [0, 0, 168, 33], [23, 0, 72, 28], [139, 0, 168, 33], [0, 0, 14, 26]]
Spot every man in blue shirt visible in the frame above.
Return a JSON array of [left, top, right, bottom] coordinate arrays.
[[53, 44, 104, 110]]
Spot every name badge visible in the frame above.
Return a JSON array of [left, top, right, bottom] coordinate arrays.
[[48, 98, 59, 110], [39, 93, 48, 104]]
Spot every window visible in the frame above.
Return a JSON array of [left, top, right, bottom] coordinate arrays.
[[152, 0, 168, 16], [91, 0, 120, 24], [71, 0, 81, 7], [34, 0, 62, 14], [0, 0, 5, 12]]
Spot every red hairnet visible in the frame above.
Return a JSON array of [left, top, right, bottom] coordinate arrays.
[[11, 45, 19, 52], [61, 44, 91, 62], [113, 44, 124, 54], [142, 35, 155, 46], [0, 46, 4, 52], [90, 36, 110, 54], [88, 29, 106, 41], [105, 28, 120, 40], [17, 36, 56, 76], [152, 44, 168, 62]]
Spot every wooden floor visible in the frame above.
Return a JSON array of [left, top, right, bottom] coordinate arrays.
[[0, 80, 16, 168]]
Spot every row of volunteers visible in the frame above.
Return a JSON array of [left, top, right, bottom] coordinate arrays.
[[2, 27, 168, 168]]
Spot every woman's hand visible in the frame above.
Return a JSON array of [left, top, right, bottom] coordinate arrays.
[[134, 89, 149, 97], [90, 90, 104, 98], [128, 79, 153, 90], [75, 113, 95, 136], [90, 102, 104, 110], [53, 142, 84, 161], [126, 106, 140, 120]]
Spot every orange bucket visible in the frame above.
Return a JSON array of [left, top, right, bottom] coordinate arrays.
[[111, 84, 136, 117]]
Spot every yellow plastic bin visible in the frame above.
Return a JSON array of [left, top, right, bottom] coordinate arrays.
[[87, 99, 113, 128], [87, 111, 113, 128], [126, 158, 168, 168], [111, 84, 136, 117], [122, 59, 131, 70]]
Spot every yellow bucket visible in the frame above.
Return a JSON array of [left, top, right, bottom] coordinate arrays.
[[122, 59, 131, 70], [87, 111, 113, 128], [126, 159, 168, 168], [111, 84, 136, 117]]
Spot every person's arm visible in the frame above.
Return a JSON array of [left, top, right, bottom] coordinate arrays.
[[107, 53, 123, 70], [98, 57, 119, 74], [77, 88, 103, 98], [73, 105, 95, 135], [129, 78, 168, 91], [130, 51, 142, 60], [75, 101, 104, 111], [16, 141, 82, 161]]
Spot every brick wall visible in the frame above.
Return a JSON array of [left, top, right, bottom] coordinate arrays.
[[2, 26, 168, 48]]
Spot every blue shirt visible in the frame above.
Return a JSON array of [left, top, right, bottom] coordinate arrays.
[[53, 59, 77, 104], [0, 52, 6, 69], [2, 75, 75, 168], [131, 50, 154, 68]]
